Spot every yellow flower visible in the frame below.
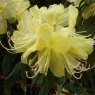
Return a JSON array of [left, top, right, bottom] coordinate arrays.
[[11, 11, 37, 52], [2, 0, 30, 20], [8, 4, 94, 78], [22, 23, 94, 78], [0, 0, 30, 34], [10, 4, 78, 61]]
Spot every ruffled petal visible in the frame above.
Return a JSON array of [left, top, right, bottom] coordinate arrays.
[[50, 51, 65, 77], [70, 36, 94, 60], [21, 44, 36, 63], [46, 4, 64, 26], [68, 5, 78, 28], [2, 0, 30, 20], [11, 30, 36, 52], [36, 23, 54, 50], [51, 31, 70, 54]]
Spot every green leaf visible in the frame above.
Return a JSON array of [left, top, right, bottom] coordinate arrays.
[[4, 62, 27, 95], [55, 76, 65, 85], [32, 74, 44, 86], [82, 2, 95, 19], [2, 51, 17, 76], [39, 71, 56, 95]]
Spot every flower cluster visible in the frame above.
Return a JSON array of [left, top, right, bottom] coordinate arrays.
[[7, 4, 94, 79]]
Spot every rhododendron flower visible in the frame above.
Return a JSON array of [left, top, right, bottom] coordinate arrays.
[[0, 0, 30, 20], [10, 4, 78, 53], [23, 24, 94, 78], [5, 4, 94, 78], [0, 0, 30, 34]]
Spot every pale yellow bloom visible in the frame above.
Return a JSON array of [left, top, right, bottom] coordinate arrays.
[[11, 4, 78, 53], [0, 0, 30, 34], [23, 23, 94, 78], [1, 0, 30, 20], [11, 11, 36, 52], [8, 4, 94, 78], [11, 4, 78, 61]]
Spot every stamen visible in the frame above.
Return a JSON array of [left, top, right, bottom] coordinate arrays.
[[12, 39, 32, 45], [26, 49, 50, 78], [7, 32, 11, 39], [77, 31, 86, 33], [0, 41, 18, 54], [64, 54, 92, 79], [28, 54, 37, 66], [0, 37, 34, 54], [25, 70, 40, 79], [73, 73, 82, 79]]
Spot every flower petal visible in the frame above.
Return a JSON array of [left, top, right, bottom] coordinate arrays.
[[50, 51, 65, 77], [68, 5, 78, 28], [21, 44, 36, 63], [36, 23, 54, 50]]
